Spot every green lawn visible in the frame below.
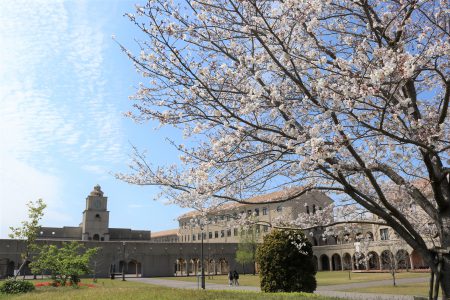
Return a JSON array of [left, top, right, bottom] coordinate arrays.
[[316, 271, 428, 286], [346, 281, 433, 297], [164, 271, 429, 287], [0, 279, 341, 300]]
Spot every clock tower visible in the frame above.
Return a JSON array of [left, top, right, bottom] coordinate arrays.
[[81, 185, 110, 241]]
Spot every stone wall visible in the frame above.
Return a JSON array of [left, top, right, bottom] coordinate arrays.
[[0, 239, 251, 278]]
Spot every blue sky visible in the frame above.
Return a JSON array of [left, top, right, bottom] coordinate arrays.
[[0, 0, 190, 238]]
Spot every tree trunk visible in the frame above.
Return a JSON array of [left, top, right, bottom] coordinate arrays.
[[439, 217, 450, 299], [438, 213, 450, 299], [13, 256, 28, 280], [440, 253, 450, 300], [392, 270, 396, 287]]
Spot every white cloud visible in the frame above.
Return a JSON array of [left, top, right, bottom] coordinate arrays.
[[0, 0, 125, 168], [0, 154, 62, 238], [0, 0, 126, 235]]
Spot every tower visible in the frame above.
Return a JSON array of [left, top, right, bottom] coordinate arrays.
[[81, 185, 110, 241]]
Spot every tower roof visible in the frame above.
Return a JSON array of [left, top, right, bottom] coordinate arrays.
[[90, 184, 104, 197]]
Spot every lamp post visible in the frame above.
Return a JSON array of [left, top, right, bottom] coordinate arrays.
[[201, 225, 205, 289], [122, 242, 126, 281], [191, 217, 206, 289]]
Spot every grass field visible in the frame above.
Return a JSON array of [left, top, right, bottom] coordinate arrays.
[[164, 271, 429, 287], [0, 279, 341, 300], [346, 281, 432, 297]]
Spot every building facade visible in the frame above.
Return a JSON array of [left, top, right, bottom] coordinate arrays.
[[0, 185, 247, 279], [175, 189, 430, 273], [0, 186, 430, 279], [177, 189, 333, 244]]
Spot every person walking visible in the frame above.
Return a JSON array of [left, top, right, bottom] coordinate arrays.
[[233, 270, 239, 286], [228, 271, 233, 286]]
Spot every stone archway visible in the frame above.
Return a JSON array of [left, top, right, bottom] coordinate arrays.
[[176, 258, 186, 275], [119, 260, 127, 274], [22, 260, 32, 276], [7, 261, 14, 277], [320, 254, 330, 271], [353, 253, 365, 270], [342, 253, 352, 270], [381, 250, 394, 270], [368, 251, 380, 270], [0, 259, 14, 278], [210, 259, 217, 275], [411, 250, 428, 269], [331, 254, 342, 271], [396, 250, 410, 270], [218, 258, 229, 274], [190, 258, 200, 275], [127, 260, 142, 277]]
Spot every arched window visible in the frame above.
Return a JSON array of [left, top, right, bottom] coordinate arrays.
[[93, 234, 100, 241], [312, 204, 316, 214], [306, 205, 310, 214]]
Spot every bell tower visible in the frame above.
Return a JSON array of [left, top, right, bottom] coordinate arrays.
[[81, 185, 110, 241]]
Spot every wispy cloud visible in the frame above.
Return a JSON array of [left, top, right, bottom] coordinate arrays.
[[0, 0, 126, 236], [0, 0, 125, 169]]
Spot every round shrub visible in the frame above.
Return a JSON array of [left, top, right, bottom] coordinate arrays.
[[256, 229, 316, 293], [0, 279, 35, 294]]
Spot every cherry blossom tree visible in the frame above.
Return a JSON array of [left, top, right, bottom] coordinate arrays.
[[117, 0, 450, 296]]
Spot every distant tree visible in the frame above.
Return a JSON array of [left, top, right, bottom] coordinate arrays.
[[235, 226, 258, 275], [9, 199, 46, 279], [380, 237, 410, 287], [256, 229, 316, 293], [30, 242, 98, 286]]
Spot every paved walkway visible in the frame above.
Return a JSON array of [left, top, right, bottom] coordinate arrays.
[[128, 276, 429, 300]]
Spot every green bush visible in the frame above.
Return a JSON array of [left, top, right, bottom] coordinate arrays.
[[0, 278, 35, 294], [256, 229, 316, 293]]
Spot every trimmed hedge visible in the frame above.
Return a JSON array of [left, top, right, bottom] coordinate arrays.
[[256, 229, 316, 293], [0, 278, 35, 294]]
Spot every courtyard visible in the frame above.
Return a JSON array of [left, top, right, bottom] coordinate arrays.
[[0, 271, 435, 300]]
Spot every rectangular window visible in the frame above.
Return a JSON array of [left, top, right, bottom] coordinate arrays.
[[220, 215, 224, 220], [262, 207, 267, 215], [263, 225, 268, 232], [256, 225, 260, 234], [276, 205, 282, 212], [380, 228, 389, 241], [233, 228, 238, 236], [192, 234, 196, 241], [209, 232, 212, 239], [215, 231, 218, 238], [226, 215, 230, 221], [227, 229, 231, 237], [198, 233, 201, 240], [221, 230, 225, 238], [255, 208, 260, 216]]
